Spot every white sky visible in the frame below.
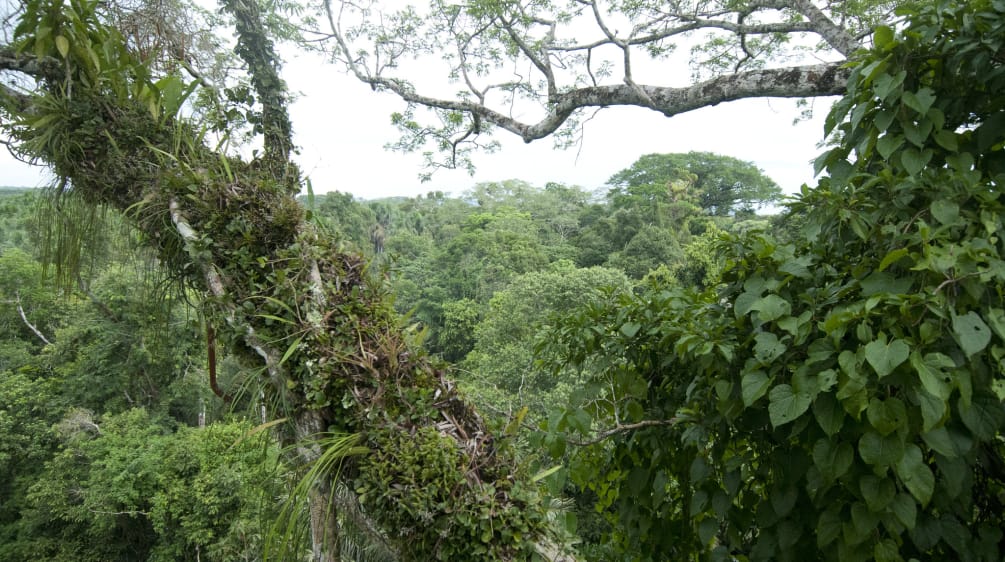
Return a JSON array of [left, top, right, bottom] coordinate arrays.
[[1, 9, 838, 200], [285, 45, 836, 199]]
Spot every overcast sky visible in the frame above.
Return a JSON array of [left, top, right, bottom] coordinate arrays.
[[1, 25, 837, 201]]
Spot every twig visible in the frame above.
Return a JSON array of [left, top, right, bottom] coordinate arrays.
[[566, 418, 680, 447]]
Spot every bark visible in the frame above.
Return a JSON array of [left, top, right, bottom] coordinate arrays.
[[355, 62, 849, 143], [295, 409, 342, 562]]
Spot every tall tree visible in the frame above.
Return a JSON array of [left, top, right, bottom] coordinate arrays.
[[607, 152, 783, 217], [316, 0, 899, 172], [0, 0, 569, 560]]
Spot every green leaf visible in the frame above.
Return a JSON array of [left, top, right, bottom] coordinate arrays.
[[861, 271, 912, 296], [619, 322, 641, 338], [873, 70, 905, 101], [878, 248, 909, 272], [986, 308, 1005, 341], [255, 313, 296, 325], [874, 538, 901, 562], [910, 351, 953, 400], [850, 501, 879, 541], [531, 465, 562, 482], [951, 311, 991, 357], [866, 398, 907, 436], [741, 371, 771, 407], [930, 199, 960, 225], [838, 349, 860, 377], [779, 255, 813, 279], [734, 291, 759, 318], [279, 335, 304, 365], [903, 118, 933, 147], [55, 35, 69, 58], [750, 294, 792, 322], [768, 384, 812, 427], [859, 430, 904, 467], [860, 474, 896, 511], [754, 332, 787, 363], [873, 25, 894, 50], [864, 337, 910, 378], [959, 395, 1005, 441], [921, 426, 972, 458], [813, 394, 845, 436], [889, 492, 917, 530], [900, 147, 931, 175], [933, 129, 959, 151], [935, 455, 968, 499], [902, 88, 936, 114], [895, 444, 934, 506], [880, 131, 904, 158], [915, 389, 946, 432], [813, 438, 853, 482], [816, 505, 842, 547]]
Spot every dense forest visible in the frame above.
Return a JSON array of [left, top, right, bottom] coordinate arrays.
[[0, 152, 782, 559], [1, 0, 1004, 560]]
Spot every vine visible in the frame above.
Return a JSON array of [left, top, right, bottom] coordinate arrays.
[[543, 1, 1005, 560]]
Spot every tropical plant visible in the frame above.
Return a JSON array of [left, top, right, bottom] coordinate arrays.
[[541, 1, 1005, 559]]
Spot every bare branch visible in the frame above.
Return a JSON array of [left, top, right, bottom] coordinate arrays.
[[567, 418, 680, 447], [12, 292, 53, 345], [551, 19, 816, 53], [785, 0, 862, 56]]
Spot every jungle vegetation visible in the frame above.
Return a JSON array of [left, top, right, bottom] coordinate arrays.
[[1, 0, 1003, 560]]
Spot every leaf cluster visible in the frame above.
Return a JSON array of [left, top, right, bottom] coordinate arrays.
[[541, 1, 1005, 560]]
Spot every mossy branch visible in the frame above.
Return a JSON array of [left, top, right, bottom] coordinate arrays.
[[168, 197, 287, 394]]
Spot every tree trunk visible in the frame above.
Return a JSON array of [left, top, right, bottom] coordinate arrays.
[[0, 3, 570, 560]]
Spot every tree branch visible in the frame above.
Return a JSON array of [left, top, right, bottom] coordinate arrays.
[[12, 292, 53, 345], [567, 418, 680, 447], [220, 0, 296, 186], [0, 47, 63, 80], [168, 199, 287, 392], [360, 62, 848, 143], [785, 0, 862, 56]]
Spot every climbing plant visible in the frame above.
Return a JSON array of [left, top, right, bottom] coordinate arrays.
[[542, 1, 1005, 559]]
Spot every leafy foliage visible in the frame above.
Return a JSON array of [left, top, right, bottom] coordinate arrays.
[[462, 261, 632, 417], [607, 152, 783, 217], [24, 409, 284, 562], [542, 1, 1005, 559]]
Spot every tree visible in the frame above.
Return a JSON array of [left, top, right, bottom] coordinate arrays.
[[540, 1, 1005, 559], [317, 0, 899, 172], [605, 224, 685, 279], [607, 152, 783, 217], [22, 409, 286, 562], [0, 1, 570, 560], [461, 261, 632, 417]]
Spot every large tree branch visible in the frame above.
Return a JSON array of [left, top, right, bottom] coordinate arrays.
[[782, 0, 862, 56], [363, 62, 848, 143], [0, 47, 63, 80], [220, 0, 296, 186], [168, 199, 288, 392]]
